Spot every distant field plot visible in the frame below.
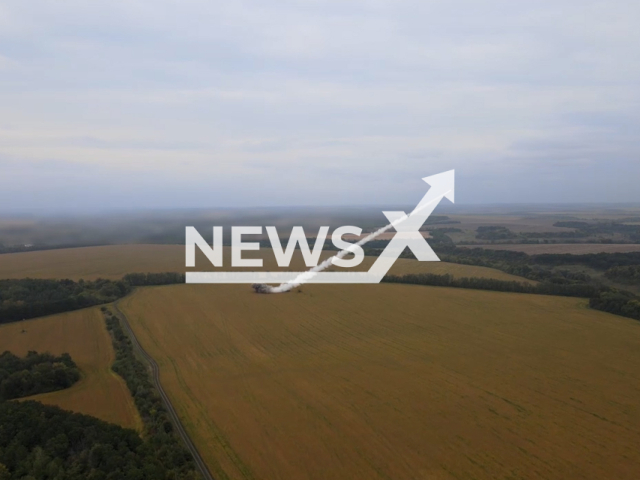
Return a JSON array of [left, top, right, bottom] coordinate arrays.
[[0, 244, 531, 283], [0, 245, 184, 280], [121, 283, 640, 480], [0, 308, 141, 431], [471, 243, 640, 254]]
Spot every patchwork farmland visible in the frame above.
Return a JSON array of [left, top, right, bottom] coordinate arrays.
[[0, 307, 141, 430], [0, 244, 531, 282]]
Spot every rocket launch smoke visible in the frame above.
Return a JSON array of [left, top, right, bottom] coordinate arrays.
[[250, 171, 455, 294], [252, 212, 414, 294]]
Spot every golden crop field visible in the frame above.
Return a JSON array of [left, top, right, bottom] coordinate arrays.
[[120, 283, 640, 480], [0, 307, 142, 431], [0, 244, 530, 283]]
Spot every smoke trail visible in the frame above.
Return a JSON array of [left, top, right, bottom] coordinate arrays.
[[253, 203, 430, 293]]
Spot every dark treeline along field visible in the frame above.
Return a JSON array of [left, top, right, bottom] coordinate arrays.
[[605, 265, 640, 285], [460, 219, 640, 245], [0, 351, 80, 401], [365, 233, 640, 321], [0, 313, 200, 479], [440, 246, 640, 321], [0, 401, 200, 480], [103, 308, 199, 479], [383, 273, 599, 298], [0, 243, 107, 255], [0, 273, 185, 324], [2, 243, 640, 323], [383, 273, 640, 321], [475, 226, 518, 241]]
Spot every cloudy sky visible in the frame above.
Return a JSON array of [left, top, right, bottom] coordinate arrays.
[[1, 0, 639, 211]]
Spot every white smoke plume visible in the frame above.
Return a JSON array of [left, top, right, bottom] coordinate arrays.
[[252, 210, 417, 294]]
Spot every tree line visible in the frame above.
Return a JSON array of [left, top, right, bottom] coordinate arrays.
[[0, 311, 201, 479], [382, 273, 640, 322], [383, 273, 598, 298], [436, 247, 640, 321], [0, 400, 200, 480], [0, 273, 185, 325], [0, 351, 80, 401], [433, 245, 640, 278], [604, 265, 640, 285], [103, 309, 199, 479], [348, 242, 640, 322]]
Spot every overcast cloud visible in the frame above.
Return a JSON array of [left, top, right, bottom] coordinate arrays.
[[1, 0, 639, 211]]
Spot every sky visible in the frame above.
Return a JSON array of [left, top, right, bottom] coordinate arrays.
[[1, 0, 639, 212]]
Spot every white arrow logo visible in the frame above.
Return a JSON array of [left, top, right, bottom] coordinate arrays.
[[186, 170, 455, 289]]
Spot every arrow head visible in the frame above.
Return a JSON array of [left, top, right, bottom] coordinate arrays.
[[422, 170, 455, 203]]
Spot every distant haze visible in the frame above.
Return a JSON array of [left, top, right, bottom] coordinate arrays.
[[2, 204, 640, 248], [1, 1, 639, 212]]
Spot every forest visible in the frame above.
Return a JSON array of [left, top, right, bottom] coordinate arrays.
[[0, 351, 80, 401], [0, 274, 185, 324], [0, 401, 199, 480], [0, 278, 128, 324], [604, 265, 640, 284], [103, 309, 198, 479], [0, 320, 200, 480]]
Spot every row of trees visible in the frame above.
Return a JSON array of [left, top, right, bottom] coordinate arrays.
[[0, 310, 201, 479], [589, 290, 640, 320], [532, 252, 640, 270], [604, 265, 640, 284], [0, 243, 106, 255], [433, 246, 640, 279], [0, 274, 185, 325], [383, 273, 640, 322], [103, 309, 198, 479], [0, 278, 128, 324], [383, 273, 599, 298], [121, 272, 185, 286], [552, 220, 640, 242], [360, 240, 640, 322], [475, 226, 518, 241], [0, 351, 80, 401]]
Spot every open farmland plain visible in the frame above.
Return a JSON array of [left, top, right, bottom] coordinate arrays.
[[0, 307, 142, 430], [0, 244, 531, 283], [120, 283, 640, 480]]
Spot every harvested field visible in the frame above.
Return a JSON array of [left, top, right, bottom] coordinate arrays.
[[471, 243, 640, 254], [0, 244, 531, 283], [0, 307, 141, 431], [120, 283, 640, 480]]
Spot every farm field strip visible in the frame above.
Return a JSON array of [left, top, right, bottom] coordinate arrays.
[[0, 307, 142, 431], [0, 244, 533, 283], [120, 283, 640, 480]]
